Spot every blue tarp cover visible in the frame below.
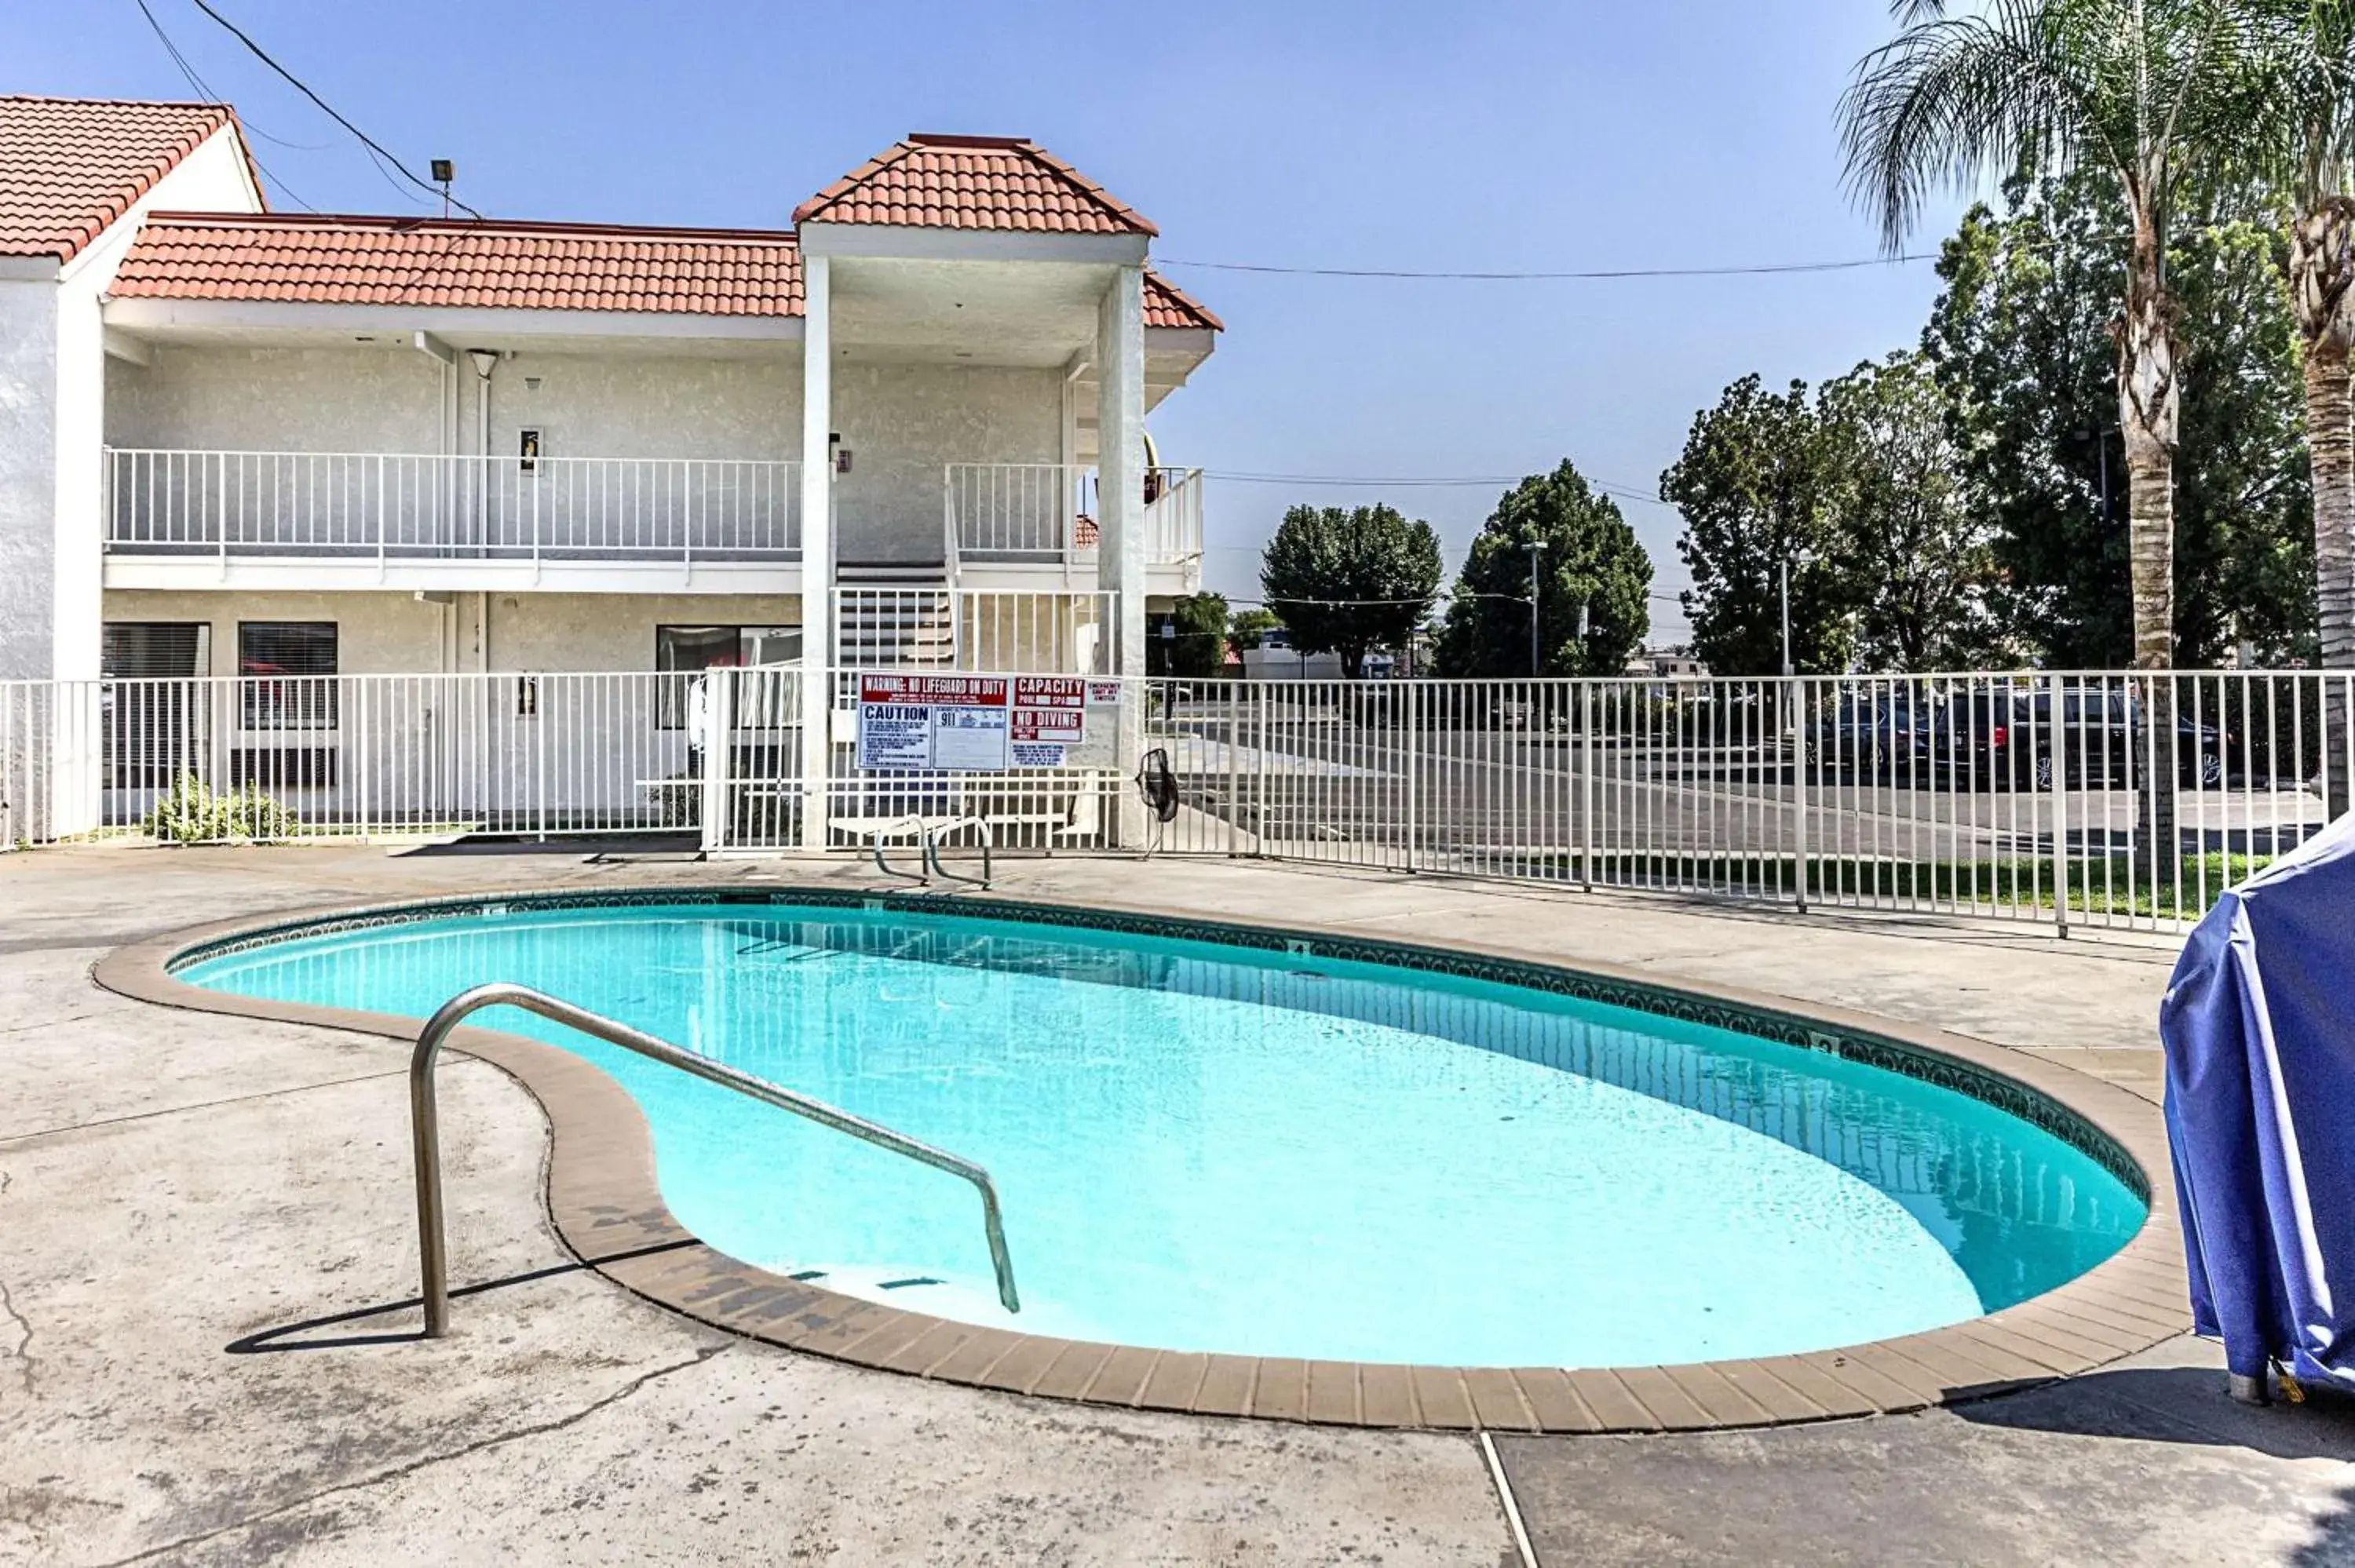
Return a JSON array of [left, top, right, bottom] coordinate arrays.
[[2161, 811, 2355, 1384]]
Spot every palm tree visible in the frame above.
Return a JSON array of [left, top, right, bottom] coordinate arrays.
[[1841, 0, 2261, 884], [1842, 0, 2257, 670], [2246, 0, 2355, 814]]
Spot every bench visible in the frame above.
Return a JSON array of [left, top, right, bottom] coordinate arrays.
[[827, 770, 1116, 887]]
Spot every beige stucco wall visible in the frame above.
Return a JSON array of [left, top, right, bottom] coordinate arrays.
[[101, 589, 803, 676], [104, 345, 805, 461], [106, 344, 447, 454], [832, 362, 1061, 563], [471, 353, 802, 463]]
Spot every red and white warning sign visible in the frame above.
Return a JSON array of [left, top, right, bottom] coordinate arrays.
[[1010, 676, 1090, 755], [856, 675, 1010, 770]]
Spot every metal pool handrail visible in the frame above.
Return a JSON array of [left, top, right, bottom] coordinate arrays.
[[409, 981, 1020, 1335]]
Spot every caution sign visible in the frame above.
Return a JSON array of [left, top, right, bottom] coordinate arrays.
[[856, 674, 1010, 771]]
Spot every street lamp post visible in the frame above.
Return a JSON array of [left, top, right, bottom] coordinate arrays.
[[1525, 539, 1546, 678], [1779, 555, 1794, 678]]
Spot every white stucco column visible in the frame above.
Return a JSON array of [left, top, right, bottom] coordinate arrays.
[[1094, 265, 1146, 845], [1095, 265, 1147, 676], [49, 273, 108, 834], [798, 253, 834, 851], [0, 277, 61, 684]]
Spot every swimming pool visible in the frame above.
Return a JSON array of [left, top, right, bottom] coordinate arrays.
[[179, 896, 2146, 1369]]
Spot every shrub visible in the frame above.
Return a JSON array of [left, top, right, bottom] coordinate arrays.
[[142, 773, 299, 844]]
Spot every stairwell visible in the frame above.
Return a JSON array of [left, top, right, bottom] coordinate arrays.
[[834, 562, 955, 669]]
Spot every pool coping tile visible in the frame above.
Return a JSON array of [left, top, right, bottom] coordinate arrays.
[[90, 881, 2196, 1436], [1189, 1355, 1258, 1417]]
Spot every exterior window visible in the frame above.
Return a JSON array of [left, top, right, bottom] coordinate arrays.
[[656, 625, 800, 727], [103, 622, 209, 679], [239, 622, 338, 731], [100, 623, 210, 786]]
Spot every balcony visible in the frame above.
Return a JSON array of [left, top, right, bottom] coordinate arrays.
[[103, 448, 803, 593], [943, 463, 1203, 582], [100, 448, 1203, 596]]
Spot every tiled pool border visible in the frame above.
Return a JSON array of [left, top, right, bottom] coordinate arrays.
[[97, 881, 2193, 1434]]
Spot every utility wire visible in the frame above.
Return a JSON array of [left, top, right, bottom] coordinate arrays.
[[1210, 588, 1690, 609], [130, 0, 321, 149], [1158, 253, 1939, 280], [1203, 469, 1670, 505], [184, 0, 483, 218], [131, 0, 318, 210]]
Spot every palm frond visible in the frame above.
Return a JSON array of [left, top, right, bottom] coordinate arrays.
[[1840, 0, 2112, 252], [1841, 0, 2284, 248]]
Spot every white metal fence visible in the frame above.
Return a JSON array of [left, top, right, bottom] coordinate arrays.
[[104, 448, 803, 564], [5, 666, 2346, 935]]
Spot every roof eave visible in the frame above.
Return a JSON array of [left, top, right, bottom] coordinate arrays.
[[796, 223, 1148, 265]]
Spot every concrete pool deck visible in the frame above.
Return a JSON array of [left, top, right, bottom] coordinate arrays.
[[2, 844, 2353, 1564]]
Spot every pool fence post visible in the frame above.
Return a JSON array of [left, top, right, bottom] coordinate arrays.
[[2051, 685, 2072, 938], [1791, 674, 1809, 913], [698, 668, 731, 856], [1404, 676, 1420, 872], [1226, 674, 1240, 857], [1579, 680, 1594, 893]]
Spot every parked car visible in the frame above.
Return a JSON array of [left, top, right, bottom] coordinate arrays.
[[1803, 689, 1932, 780], [1926, 685, 2225, 790]]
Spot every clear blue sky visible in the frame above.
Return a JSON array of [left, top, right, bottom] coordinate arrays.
[[17, 0, 1967, 642]]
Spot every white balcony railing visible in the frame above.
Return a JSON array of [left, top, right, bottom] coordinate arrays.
[[944, 462, 1090, 561], [944, 462, 1202, 569], [104, 448, 801, 566], [1141, 465, 1204, 567]]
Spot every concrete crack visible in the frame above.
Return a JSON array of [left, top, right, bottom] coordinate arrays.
[[94, 1341, 730, 1566], [0, 1169, 31, 1398], [0, 1067, 421, 1150]]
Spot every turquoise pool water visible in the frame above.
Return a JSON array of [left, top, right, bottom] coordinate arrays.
[[181, 902, 2145, 1367]]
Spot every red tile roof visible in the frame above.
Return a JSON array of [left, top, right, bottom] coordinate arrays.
[[111, 212, 805, 316], [109, 211, 1213, 331], [0, 97, 255, 261], [793, 133, 1156, 235], [1145, 271, 1223, 332]]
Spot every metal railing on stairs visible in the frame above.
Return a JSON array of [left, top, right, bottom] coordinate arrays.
[[409, 982, 1020, 1335]]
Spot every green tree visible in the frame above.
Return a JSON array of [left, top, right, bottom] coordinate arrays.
[[1816, 352, 2000, 669], [1842, 0, 2266, 673], [1155, 593, 1231, 680], [1226, 607, 1282, 653], [1258, 504, 1444, 678], [1435, 461, 1653, 676], [1660, 375, 1855, 676], [1922, 175, 2313, 667]]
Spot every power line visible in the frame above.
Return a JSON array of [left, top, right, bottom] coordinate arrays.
[[130, 0, 318, 210], [1205, 589, 1692, 610], [1157, 253, 1939, 281], [130, 0, 319, 148], [1203, 469, 1670, 505], [184, 0, 482, 219]]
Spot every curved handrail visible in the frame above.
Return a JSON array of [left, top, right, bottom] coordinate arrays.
[[411, 981, 1020, 1336], [922, 817, 993, 889]]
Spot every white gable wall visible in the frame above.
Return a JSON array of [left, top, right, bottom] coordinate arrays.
[[0, 122, 261, 681]]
